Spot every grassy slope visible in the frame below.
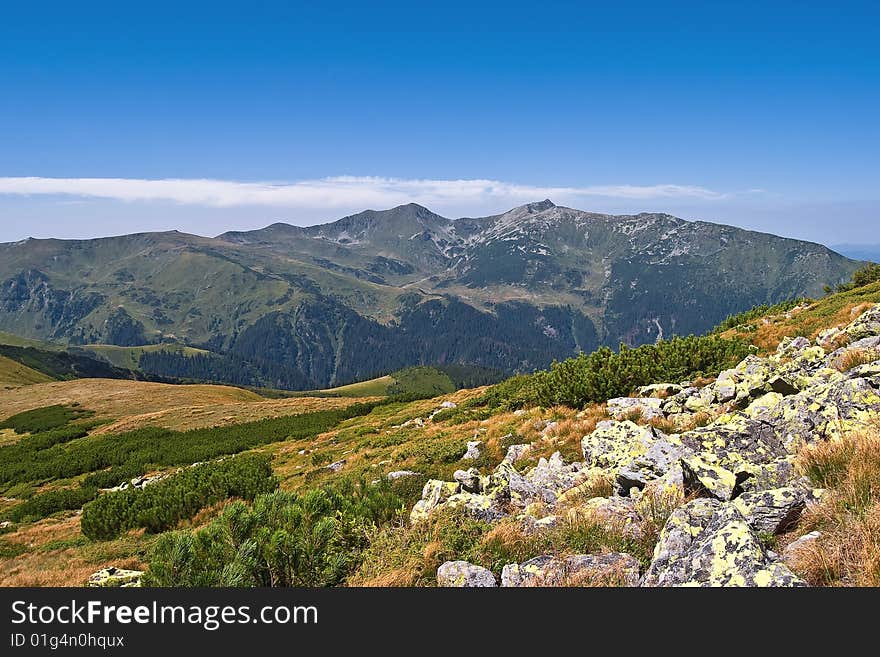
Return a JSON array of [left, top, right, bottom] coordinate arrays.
[[1, 283, 877, 586], [0, 355, 55, 388], [721, 280, 880, 352], [0, 331, 60, 349]]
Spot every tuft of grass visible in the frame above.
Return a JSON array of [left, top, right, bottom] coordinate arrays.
[[832, 349, 880, 373], [790, 430, 880, 586]]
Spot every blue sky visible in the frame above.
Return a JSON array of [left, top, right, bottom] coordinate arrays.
[[0, 1, 877, 245]]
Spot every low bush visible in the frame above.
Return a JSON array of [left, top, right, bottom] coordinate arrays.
[[0, 404, 94, 434], [3, 486, 98, 523], [80, 454, 278, 540]]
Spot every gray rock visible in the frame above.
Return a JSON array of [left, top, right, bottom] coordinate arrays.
[[88, 567, 144, 588], [502, 443, 532, 464], [501, 553, 640, 587], [732, 486, 812, 534], [642, 499, 806, 587], [607, 397, 664, 421], [783, 530, 822, 561], [453, 468, 482, 492], [462, 440, 484, 460], [387, 470, 421, 480], [325, 459, 346, 473], [437, 561, 497, 587]]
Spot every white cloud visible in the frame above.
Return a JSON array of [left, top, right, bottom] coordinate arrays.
[[0, 176, 729, 210]]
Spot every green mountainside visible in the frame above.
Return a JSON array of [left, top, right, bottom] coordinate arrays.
[[0, 201, 860, 390]]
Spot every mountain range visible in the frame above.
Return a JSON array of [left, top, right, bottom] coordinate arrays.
[[0, 200, 861, 389]]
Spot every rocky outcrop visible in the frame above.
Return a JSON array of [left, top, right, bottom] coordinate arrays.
[[642, 499, 805, 587], [408, 304, 880, 587]]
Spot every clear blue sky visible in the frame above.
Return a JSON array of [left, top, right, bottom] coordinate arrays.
[[1, 0, 878, 245]]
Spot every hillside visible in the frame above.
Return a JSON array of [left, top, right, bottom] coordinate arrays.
[[0, 277, 879, 588], [0, 201, 860, 390], [0, 355, 54, 388]]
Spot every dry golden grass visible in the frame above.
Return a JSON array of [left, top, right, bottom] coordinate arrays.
[[789, 429, 880, 586], [0, 514, 151, 587], [831, 348, 880, 373], [0, 378, 261, 422]]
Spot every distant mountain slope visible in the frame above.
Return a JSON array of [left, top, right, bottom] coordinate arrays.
[[0, 201, 860, 389]]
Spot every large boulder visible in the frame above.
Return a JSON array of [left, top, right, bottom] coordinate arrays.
[[607, 397, 663, 421], [88, 567, 143, 588], [732, 486, 817, 534], [581, 421, 691, 493], [501, 553, 640, 587], [845, 304, 880, 341], [437, 561, 497, 587], [410, 480, 461, 522], [642, 498, 806, 587]]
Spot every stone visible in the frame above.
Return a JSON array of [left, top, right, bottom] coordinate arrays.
[[743, 391, 784, 418], [410, 480, 461, 522], [437, 561, 496, 587], [502, 443, 532, 464], [845, 304, 880, 341], [453, 468, 481, 492], [501, 553, 640, 587], [387, 470, 421, 480], [732, 486, 812, 534], [637, 383, 683, 398], [325, 459, 346, 472], [462, 440, 484, 460], [568, 496, 643, 539], [440, 401, 458, 409], [782, 531, 822, 561], [582, 421, 691, 491], [643, 499, 805, 587], [681, 455, 740, 500], [88, 567, 143, 588], [444, 493, 506, 522], [607, 397, 664, 421]]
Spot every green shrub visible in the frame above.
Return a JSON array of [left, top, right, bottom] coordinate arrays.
[[0, 400, 384, 487], [3, 486, 98, 523], [479, 335, 752, 410], [80, 454, 278, 540], [827, 263, 880, 295], [0, 404, 94, 434], [143, 477, 408, 587]]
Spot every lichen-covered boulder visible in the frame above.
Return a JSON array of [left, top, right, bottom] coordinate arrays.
[[524, 452, 593, 502], [642, 499, 806, 587], [502, 443, 532, 464], [453, 468, 481, 492], [444, 492, 506, 522], [437, 561, 497, 587], [757, 375, 880, 450], [88, 567, 143, 588], [607, 397, 663, 421], [845, 304, 880, 341], [582, 421, 691, 492], [681, 455, 739, 500], [732, 486, 815, 534], [410, 480, 461, 522], [679, 416, 787, 472], [501, 553, 640, 587], [743, 391, 784, 418]]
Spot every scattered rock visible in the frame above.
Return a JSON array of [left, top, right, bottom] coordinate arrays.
[[325, 459, 346, 473], [502, 443, 531, 464], [501, 553, 640, 587], [783, 530, 822, 561], [88, 567, 144, 588], [732, 486, 813, 534], [607, 397, 663, 421], [462, 440, 484, 461], [453, 468, 481, 492], [387, 470, 421, 480], [437, 561, 496, 587]]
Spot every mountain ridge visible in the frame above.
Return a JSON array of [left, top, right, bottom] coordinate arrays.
[[0, 201, 862, 390]]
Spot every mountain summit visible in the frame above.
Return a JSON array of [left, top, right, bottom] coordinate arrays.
[[0, 202, 861, 389]]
